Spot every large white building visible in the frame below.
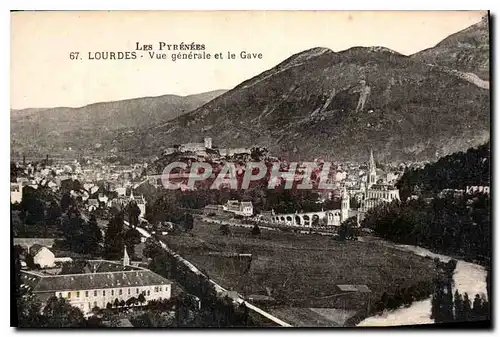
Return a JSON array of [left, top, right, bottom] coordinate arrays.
[[29, 244, 55, 268], [21, 258, 172, 315], [359, 150, 400, 219], [224, 200, 254, 217]]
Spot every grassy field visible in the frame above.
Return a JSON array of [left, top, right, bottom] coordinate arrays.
[[160, 220, 437, 324]]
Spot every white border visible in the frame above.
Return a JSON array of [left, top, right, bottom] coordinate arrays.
[[2, 1, 498, 337]]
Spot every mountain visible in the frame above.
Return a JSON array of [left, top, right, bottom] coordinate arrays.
[[11, 90, 226, 157], [114, 44, 490, 163], [412, 16, 489, 80]]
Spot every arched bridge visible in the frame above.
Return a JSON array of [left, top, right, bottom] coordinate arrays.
[[269, 210, 342, 227]]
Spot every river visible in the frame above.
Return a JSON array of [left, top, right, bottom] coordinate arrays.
[[357, 238, 487, 327]]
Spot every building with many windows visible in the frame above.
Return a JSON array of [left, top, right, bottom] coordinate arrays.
[[20, 258, 172, 315], [224, 200, 253, 217], [358, 150, 400, 222]]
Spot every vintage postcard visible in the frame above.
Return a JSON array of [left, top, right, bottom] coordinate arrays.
[[11, 10, 490, 328]]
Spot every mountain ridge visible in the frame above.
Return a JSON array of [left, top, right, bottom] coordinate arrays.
[[411, 16, 489, 80], [10, 89, 227, 156], [11, 17, 489, 163], [112, 38, 488, 162]]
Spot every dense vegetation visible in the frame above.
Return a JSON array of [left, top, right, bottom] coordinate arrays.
[[364, 142, 491, 265], [143, 238, 255, 327], [397, 141, 490, 200], [361, 193, 490, 265], [430, 260, 490, 324]]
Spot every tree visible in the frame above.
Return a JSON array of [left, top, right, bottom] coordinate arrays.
[[479, 294, 489, 321], [138, 293, 146, 305], [251, 225, 261, 236], [21, 187, 46, 227], [46, 201, 62, 228], [220, 224, 231, 236], [113, 298, 120, 308], [462, 293, 472, 321], [42, 296, 85, 327], [182, 213, 194, 232], [60, 209, 92, 254], [106, 302, 113, 310], [431, 280, 444, 322], [86, 315, 103, 328], [338, 216, 357, 241], [127, 200, 141, 228], [144, 237, 164, 259], [91, 306, 101, 316], [472, 294, 483, 320], [454, 290, 464, 321], [311, 215, 320, 227], [104, 212, 125, 260], [119, 300, 126, 307], [124, 228, 142, 259], [61, 260, 91, 275], [60, 192, 74, 212], [126, 297, 137, 307], [86, 214, 103, 253], [16, 291, 43, 327]]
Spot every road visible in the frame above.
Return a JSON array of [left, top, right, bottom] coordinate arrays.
[[126, 217, 293, 327]]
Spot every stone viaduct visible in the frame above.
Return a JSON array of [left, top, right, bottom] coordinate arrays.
[[268, 210, 342, 227]]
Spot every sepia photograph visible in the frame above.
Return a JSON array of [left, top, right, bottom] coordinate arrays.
[[10, 10, 491, 328]]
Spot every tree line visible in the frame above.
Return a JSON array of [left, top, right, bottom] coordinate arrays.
[[430, 259, 490, 323], [361, 193, 490, 266], [143, 238, 255, 327], [397, 141, 490, 200]]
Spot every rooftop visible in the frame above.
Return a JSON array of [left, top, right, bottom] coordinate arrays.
[[21, 260, 172, 293], [369, 184, 399, 191]]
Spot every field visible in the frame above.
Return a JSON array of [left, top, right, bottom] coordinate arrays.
[[160, 220, 437, 326]]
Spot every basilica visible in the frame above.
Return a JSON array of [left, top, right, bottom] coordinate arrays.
[[358, 150, 400, 222]]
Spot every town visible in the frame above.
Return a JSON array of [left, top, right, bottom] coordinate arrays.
[[11, 11, 491, 329], [11, 136, 491, 327]]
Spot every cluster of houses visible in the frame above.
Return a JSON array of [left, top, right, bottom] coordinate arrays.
[[86, 190, 147, 217], [11, 159, 149, 219]]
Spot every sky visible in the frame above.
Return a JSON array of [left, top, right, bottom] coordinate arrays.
[[11, 10, 486, 109]]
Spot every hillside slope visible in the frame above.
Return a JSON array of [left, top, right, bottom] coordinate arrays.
[[114, 46, 489, 163], [11, 89, 226, 156], [412, 16, 489, 80]]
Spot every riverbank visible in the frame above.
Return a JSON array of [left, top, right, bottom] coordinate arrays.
[[356, 237, 487, 327], [161, 219, 438, 326]]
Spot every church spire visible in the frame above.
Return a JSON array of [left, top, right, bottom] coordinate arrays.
[[368, 149, 377, 189], [369, 149, 375, 170], [342, 185, 348, 199], [341, 185, 350, 223], [123, 245, 130, 266]]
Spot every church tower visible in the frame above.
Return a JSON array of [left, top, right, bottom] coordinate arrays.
[[341, 186, 350, 222], [368, 149, 377, 189]]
